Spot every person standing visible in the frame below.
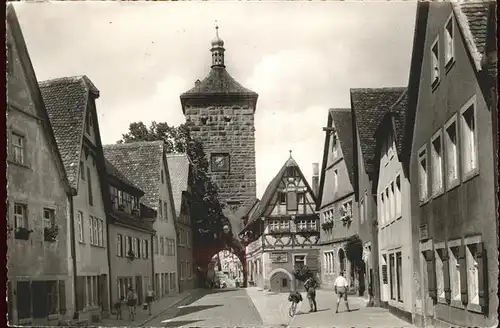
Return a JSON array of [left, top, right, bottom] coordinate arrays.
[[146, 286, 155, 315], [334, 271, 350, 313], [304, 276, 318, 312], [126, 286, 137, 321]]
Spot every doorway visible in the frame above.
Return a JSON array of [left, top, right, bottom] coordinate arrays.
[[99, 275, 109, 317], [135, 276, 143, 304]]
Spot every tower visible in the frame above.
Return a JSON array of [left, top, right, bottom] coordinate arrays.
[[180, 24, 258, 233]]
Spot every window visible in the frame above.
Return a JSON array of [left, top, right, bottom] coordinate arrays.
[[396, 252, 403, 302], [333, 170, 338, 192], [80, 161, 85, 180], [125, 236, 131, 254], [161, 170, 164, 184], [395, 176, 401, 217], [461, 98, 477, 175], [435, 247, 446, 302], [445, 117, 459, 187], [294, 255, 306, 269], [324, 251, 334, 274], [389, 253, 395, 300], [389, 183, 395, 219], [89, 216, 94, 244], [465, 242, 481, 307], [164, 201, 168, 221], [297, 220, 307, 231], [13, 203, 27, 230], [360, 198, 365, 224], [180, 261, 185, 279], [307, 220, 317, 231], [160, 237, 165, 255], [77, 211, 84, 242], [279, 192, 286, 205], [97, 219, 103, 246], [297, 192, 305, 204], [445, 15, 454, 65], [380, 192, 385, 225], [11, 133, 25, 164], [136, 238, 141, 258], [132, 237, 137, 255], [153, 236, 158, 254], [384, 188, 389, 221], [286, 190, 298, 211], [431, 37, 440, 86], [43, 208, 55, 228], [158, 200, 163, 218], [117, 234, 123, 257], [332, 133, 338, 157], [418, 147, 428, 201], [143, 240, 149, 259], [431, 132, 444, 194], [449, 245, 462, 303], [87, 167, 93, 206]]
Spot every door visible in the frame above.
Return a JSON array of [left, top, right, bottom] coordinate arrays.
[[31, 281, 47, 319], [135, 276, 143, 304], [99, 275, 109, 317]]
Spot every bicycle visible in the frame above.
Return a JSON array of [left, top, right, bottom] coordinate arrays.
[[288, 300, 298, 317], [287, 291, 303, 317]]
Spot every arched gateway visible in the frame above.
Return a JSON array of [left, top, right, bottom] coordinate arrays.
[[180, 24, 258, 290]]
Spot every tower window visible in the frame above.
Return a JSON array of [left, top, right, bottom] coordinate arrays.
[[211, 153, 230, 172]]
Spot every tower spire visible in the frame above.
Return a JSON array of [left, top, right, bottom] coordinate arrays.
[[211, 21, 225, 68]]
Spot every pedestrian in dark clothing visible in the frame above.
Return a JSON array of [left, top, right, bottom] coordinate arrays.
[[304, 277, 318, 312], [368, 281, 374, 307]]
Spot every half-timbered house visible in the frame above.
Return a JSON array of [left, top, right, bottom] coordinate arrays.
[[241, 153, 320, 292]]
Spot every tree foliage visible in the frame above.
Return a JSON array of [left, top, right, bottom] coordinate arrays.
[[117, 121, 228, 245], [292, 265, 313, 282]]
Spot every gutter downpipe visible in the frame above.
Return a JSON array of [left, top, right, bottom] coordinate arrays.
[[106, 213, 113, 317], [69, 192, 79, 319]]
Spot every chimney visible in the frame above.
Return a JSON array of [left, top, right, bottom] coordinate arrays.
[[312, 163, 319, 196]]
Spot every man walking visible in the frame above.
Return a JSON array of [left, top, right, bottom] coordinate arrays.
[[304, 276, 318, 312], [334, 271, 350, 313]]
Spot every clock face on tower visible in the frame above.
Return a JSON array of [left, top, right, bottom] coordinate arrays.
[[211, 153, 230, 172]]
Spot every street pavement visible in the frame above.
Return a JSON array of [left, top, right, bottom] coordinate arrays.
[[288, 289, 416, 328], [146, 288, 263, 327], [100, 289, 202, 327]]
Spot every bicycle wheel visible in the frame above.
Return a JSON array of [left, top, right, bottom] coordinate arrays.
[[288, 302, 297, 317]]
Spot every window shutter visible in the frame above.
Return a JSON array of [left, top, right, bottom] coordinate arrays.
[[442, 249, 451, 302], [476, 242, 487, 307], [458, 245, 468, 303], [287, 191, 298, 211], [58, 280, 66, 315], [425, 250, 437, 299]]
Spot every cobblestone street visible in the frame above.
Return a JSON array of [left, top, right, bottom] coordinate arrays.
[[146, 288, 263, 327]]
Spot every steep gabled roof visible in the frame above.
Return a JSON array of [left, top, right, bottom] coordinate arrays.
[[103, 141, 165, 209], [166, 153, 190, 217], [316, 108, 355, 209], [243, 156, 317, 230], [6, 4, 73, 195], [350, 87, 406, 177], [180, 67, 258, 113], [39, 75, 100, 190], [104, 158, 144, 196], [452, 1, 494, 72]]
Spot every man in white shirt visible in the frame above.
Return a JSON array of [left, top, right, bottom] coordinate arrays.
[[333, 271, 350, 313]]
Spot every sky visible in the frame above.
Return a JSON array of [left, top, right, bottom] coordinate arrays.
[[14, 1, 417, 199]]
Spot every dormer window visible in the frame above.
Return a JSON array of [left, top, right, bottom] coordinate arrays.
[[332, 133, 338, 157], [444, 15, 454, 66], [431, 37, 440, 88], [279, 192, 286, 205]]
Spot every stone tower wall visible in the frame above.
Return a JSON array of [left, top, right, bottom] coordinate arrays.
[[184, 102, 257, 208]]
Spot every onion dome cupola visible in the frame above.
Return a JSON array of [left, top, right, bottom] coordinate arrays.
[[180, 23, 258, 113], [211, 24, 225, 68]]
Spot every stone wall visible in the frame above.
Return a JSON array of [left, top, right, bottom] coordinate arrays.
[[184, 102, 257, 223]]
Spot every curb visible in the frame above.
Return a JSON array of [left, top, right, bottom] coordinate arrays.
[[138, 289, 200, 327]]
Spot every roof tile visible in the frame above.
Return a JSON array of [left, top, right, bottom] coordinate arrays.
[[39, 76, 98, 189], [103, 141, 164, 209], [329, 108, 355, 187], [350, 87, 406, 176]]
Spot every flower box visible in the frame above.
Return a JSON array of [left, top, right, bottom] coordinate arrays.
[[321, 222, 334, 231], [127, 250, 136, 261], [44, 226, 59, 242], [15, 227, 33, 240]]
